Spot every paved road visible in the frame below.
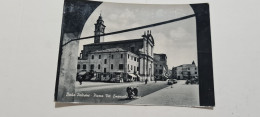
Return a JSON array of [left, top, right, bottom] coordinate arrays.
[[128, 80, 200, 106], [74, 81, 169, 104]]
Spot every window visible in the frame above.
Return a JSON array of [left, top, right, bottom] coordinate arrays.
[[131, 65, 132, 70], [155, 69, 157, 73], [160, 56, 165, 60], [104, 68, 106, 73], [92, 55, 94, 59], [128, 54, 129, 59], [111, 55, 114, 59], [195, 72, 197, 74], [90, 64, 94, 70], [151, 47, 153, 56], [83, 64, 86, 69], [134, 57, 136, 61], [137, 67, 139, 71], [99, 55, 101, 59], [98, 64, 100, 69], [131, 47, 135, 52], [119, 64, 124, 70], [77, 64, 80, 69], [111, 64, 113, 69], [159, 69, 163, 74], [104, 59, 107, 64], [128, 64, 129, 70], [121, 54, 123, 58]]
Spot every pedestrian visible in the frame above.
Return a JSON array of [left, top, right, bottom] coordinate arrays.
[[155, 78, 157, 83], [126, 87, 135, 99], [78, 76, 83, 85], [145, 79, 148, 84], [133, 87, 138, 96]]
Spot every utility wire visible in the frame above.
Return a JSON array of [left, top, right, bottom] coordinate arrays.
[[62, 14, 195, 47]]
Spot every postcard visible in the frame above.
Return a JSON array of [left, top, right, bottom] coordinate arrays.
[[55, 0, 215, 107]]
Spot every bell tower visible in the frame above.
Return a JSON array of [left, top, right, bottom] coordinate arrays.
[[94, 14, 106, 43]]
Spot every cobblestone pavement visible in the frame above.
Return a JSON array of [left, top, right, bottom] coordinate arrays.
[[127, 80, 200, 106], [74, 81, 169, 104]]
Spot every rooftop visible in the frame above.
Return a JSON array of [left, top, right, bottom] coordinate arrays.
[[154, 53, 167, 55], [90, 48, 137, 56], [176, 64, 196, 68], [84, 38, 143, 46], [92, 48, 127, 53]]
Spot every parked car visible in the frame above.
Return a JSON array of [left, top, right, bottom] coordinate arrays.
[[76, 70, 94, 81], [167, 79, 177, 85], [186, 78, 199, 85]]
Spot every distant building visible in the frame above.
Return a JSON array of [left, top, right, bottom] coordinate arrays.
[[154, 54, 168, 80], [172, 61, 198, 80], [167, 69, 172, 77], [78, 15, 155, 82]]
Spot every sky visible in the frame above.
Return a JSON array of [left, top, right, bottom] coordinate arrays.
[[79, 2, 197, 69]]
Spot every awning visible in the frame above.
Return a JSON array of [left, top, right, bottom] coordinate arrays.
[[90, 77, 97, 81], [78, 71, 87, 75], [115, 70, 124, 73], [128, 73, 136, 78]]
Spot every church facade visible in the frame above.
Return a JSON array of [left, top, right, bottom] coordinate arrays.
[[77, 15, 155, 82]]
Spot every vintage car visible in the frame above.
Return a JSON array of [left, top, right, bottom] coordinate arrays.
[[76, 70, 94, 81], [167, 79, 177, 85]]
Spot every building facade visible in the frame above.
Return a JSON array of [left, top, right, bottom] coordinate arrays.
[[78, 15, 155, 82], [167, 69, 172, 78], [78, 48, 139, 82], [172, 61, 198, 80], [154, 54, 168, 80]]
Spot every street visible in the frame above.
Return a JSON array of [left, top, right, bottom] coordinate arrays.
[[74, 81, 169, 104], [74, 80, 199, 106], [128, 80, 199, 106]]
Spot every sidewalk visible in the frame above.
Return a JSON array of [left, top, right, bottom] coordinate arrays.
[[128, 80, 200, 106]]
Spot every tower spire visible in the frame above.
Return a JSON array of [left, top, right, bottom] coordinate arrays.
[[192, 61, 195, 65], [94, 14, 106, 43]]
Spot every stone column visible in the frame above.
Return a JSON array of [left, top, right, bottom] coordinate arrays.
[[56, 33, 79, 102]]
